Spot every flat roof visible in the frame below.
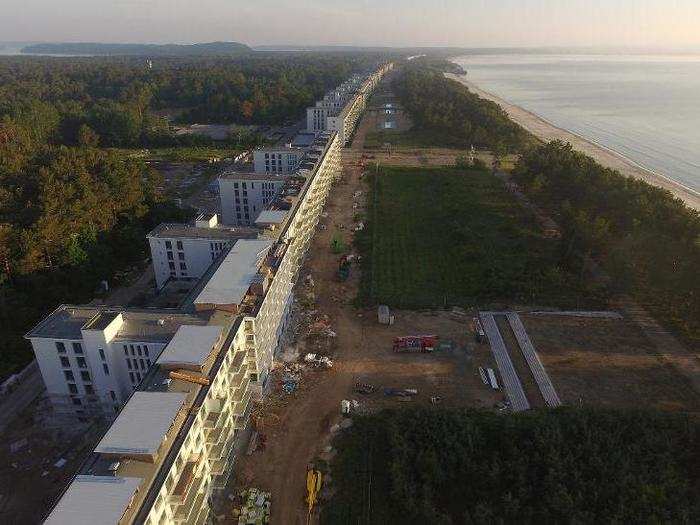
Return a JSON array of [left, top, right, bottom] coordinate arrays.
[[156, 325, 224, 368], [45, 475, 142, 525], [147, 223, 258, 241], [255, 210, 287, 225], [218, 171, 288, 182], [194, 239, 273, 306], [95, 392, 188, 456]]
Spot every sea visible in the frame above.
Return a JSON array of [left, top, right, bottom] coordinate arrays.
[[452, 54, 700, 195]]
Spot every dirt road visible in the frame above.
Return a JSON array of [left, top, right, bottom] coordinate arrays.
[[233, 104, 498, 524]]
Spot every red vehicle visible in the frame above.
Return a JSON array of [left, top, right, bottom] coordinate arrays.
[[392, 335, 438, 353]]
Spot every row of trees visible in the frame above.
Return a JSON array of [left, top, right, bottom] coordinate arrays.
[[514, 141, 700, 346], [0, 54, 381, 147], [323, 408, 699, 524], [392, 65, 530, 153]]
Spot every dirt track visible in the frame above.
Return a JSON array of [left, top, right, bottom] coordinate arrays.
[[232, 102, 499, 524]]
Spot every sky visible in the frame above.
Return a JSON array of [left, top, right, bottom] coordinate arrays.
[[1, 0, 699, 49]]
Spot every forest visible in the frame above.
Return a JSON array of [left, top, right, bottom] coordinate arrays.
[[392, 65, 530, 152], [0, 53, 384, 378], [0, 54, 380, 147], [322, 408, 699, 524], [514, 141, 700, 347]]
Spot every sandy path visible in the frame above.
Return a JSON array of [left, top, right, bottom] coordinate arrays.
[[445, 73, 700, 211]]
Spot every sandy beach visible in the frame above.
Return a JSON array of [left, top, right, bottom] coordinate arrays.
[[445, 73, 700, 211]]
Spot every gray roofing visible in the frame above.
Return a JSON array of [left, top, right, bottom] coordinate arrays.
[[95, 391, 188, 456], [194, 239, 273, 306], [44, 475, 142, 525], [147, 223, 259, 241], [156, 325, 224, 368], [218, 171, 289, 181], [254, 210, 288, 225]]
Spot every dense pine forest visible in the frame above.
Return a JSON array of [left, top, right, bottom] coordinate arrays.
[[514, 142, 700, 347], [392, 65, 530, 153], [323, 408, 699, 524], [0, 53, 383, 378]]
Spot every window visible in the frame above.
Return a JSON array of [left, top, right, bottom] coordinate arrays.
[[98, 348, 105, 360], [64, 370, 74, 381], [137, 346, 142, 356], [179, 262, 187, 270], [139, 359, 145, 370], [146, 359, 151, 367], [129, 372, 135, 383], [110, 391, 117, 401], [143, 345, 149, 357], [130, 345, 135, 356], [56, 341, 66, 353], [165, 240, 172, 249], [60, 356, 70, 368], [178, 252, 185, 261], [234, 182, 239, 188], [250, 373, 258, 382], [72, 342, 83, 354], [123, 345, 128, 356], [126, 358, 132, 370], [77, 357, 87, 369], [251, 182, 255, 189], [72, 397, 82, 406], [103, 363, 110, 375], [176, 241, 183, 250], [169, 261, 175, 270], [85, 385, 94, 395], [136, 372, 142, 381], [68, 383, 78, 394], [80, 371, 91, 382], [242, 182, 247, 189], [167, 251, 174, 260]]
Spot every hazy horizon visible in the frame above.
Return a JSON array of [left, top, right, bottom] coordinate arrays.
[[2, 1, 699, 49]]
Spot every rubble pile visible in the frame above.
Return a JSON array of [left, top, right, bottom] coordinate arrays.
[[234, 488, 271, 525]]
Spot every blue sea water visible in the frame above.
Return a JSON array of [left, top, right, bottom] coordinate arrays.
[[453, 54, 700, 195]]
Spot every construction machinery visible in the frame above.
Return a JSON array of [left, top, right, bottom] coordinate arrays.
[[306, 467, 323, 521], [337, 255, 351, 281], [392, 335, 438, 353]]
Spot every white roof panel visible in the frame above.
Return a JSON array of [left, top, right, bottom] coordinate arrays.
[[156, 325, 223, 368], [194, 239, 272, 306], [45, 476, 141, 525], [95, 392, 187, 455], [255, 210, 287, 225]]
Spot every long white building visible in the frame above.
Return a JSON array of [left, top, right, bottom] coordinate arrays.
[[218, 172, 288, 227], [36, 63, 392, 525]]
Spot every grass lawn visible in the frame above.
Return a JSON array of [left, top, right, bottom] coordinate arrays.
[[356, 166, 601, 309]]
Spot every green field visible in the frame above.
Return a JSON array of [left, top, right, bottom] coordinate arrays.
[[356, 166, 600, 308], [321, 409, 699, 524]]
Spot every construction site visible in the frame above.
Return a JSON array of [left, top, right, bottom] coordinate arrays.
[[230, 74, 700, 524]]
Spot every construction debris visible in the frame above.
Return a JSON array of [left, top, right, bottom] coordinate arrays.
[[304, 353, 334, 368], [235, 488, 271, 524], [354, 382, 375, 394], [384, 388, 418, 397]]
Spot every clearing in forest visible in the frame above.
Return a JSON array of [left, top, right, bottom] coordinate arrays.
[[356, 166, 597, 309]]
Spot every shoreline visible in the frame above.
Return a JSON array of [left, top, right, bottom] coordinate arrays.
[[445, 72, 700, 211]]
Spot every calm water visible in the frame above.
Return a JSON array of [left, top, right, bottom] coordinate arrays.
[[453, 54, 700, 194]]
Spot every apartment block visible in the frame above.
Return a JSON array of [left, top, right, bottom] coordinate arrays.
[[40, 63, 391, 525], [252, 145, 304, 174], [147, 213, 258, 289], [218, 173, 287, 226]]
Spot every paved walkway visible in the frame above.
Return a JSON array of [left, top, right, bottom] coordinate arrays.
[[481, 313, 530, 411], [506, 313, 561, 407]]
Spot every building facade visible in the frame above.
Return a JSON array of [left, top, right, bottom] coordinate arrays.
[[252, 146, 304, 174], [218, 173, 287, 226], [39, 63, 392, 525], [147, 214, 257, 290]]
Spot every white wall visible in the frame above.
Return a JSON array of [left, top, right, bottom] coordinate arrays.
[[219, 177, 286, 226], [253, 149, 302, 174], [149, 237, 230, 289]]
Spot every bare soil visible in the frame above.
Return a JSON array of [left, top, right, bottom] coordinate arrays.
[[522, 314, 700, 413], [228, 106, 500, 525]]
